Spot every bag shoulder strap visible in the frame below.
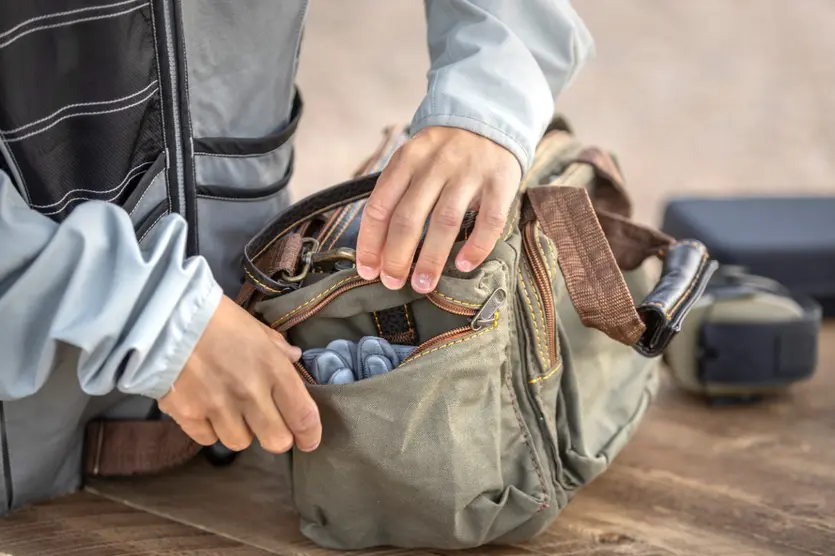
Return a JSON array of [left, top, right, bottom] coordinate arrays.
[[526, 184, 717, 356]]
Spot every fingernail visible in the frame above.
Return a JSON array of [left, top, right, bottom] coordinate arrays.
[[289, 346, 302, 361], [357, 264, 377, 280], [412, 272, 434, 293], [381, 272, 405, 290], [457, 258, 475, 272]]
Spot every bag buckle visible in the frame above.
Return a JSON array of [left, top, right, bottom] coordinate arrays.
[[311, 247, 357, 266], [281, 237, 321, 283], [280, 241, 358, 283]]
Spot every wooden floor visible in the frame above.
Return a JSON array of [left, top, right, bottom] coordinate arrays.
[[3, 1, 835, 555], [1, 325, 832, 556]]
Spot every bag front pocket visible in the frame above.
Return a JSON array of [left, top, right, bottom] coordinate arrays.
[[290, 307, 547, 550], [261, 256, 549, 549]]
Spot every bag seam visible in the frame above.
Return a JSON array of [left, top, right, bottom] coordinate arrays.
[[433, 291, 480, 308], [270, 275, 358, 326], [323, 202, 362, 249], [147, 1, 171, 217], [400, 314, 497, 365], [517, 267, 547, 368], [503, 361, 549, 510]]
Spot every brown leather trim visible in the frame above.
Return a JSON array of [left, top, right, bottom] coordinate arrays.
[[235, 233, 304, 308]]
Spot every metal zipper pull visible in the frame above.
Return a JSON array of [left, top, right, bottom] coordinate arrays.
[[471, 288, 507, 330]]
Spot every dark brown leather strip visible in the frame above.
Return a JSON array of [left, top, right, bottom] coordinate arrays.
[[84, 419, 202, 477], [596, 209, 674, 271], [526, 186, 647, 346]]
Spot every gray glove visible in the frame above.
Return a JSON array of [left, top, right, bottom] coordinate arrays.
[[301, 337, 416, 385]]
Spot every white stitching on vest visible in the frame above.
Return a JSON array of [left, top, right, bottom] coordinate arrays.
[[3, 88, 158, 143], [0, 0, 145, 40], [1, 81, 159, 136], [36, 162, 152, 215], [0, 3, 147, 50]]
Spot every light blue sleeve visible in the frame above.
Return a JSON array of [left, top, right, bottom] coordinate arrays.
[[0, 170, 222, 401], [414, 0, 595, 171]]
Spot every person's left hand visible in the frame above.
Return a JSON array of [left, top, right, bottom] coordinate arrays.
[[355, 126, 522, 293]]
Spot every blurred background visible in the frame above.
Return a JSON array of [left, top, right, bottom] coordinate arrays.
[[291, 0, 834, 227]]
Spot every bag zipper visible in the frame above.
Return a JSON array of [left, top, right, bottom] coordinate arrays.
[[273, 276, 380, 332], [398, 288, 507, 367], [293, 361, 318, 385], [282, 280, 507, 384], [522, 222, 558, 366]]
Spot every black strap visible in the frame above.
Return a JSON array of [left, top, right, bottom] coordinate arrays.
[[373, 305, 420, 346], [242, 173, 381, 296]]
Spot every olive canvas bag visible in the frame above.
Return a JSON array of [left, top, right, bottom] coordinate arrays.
[[233, 118, 716, 550]]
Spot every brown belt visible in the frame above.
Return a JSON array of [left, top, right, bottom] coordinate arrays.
[[83, 418, 202, 477]]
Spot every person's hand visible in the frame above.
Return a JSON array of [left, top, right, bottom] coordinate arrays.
[[158, 295, 321, 454], [355, 126, 522, 293]]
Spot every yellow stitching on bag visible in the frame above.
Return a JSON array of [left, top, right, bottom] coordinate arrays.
[[535, 226, 555, 282], [244, 267, 282, 294], [503, 195, 521, 241], [403, 304, 415, 335], [517, 267, 547, 367], [528, 273, 549, 359], [503, 361, 549, 510], [402, 312, 498, 365], [543, 234, 558, 279], [529, 362, 562, 384], [270, 276, 358, 326], [372, 311, 383, 335], [432, 291, 481, 308]]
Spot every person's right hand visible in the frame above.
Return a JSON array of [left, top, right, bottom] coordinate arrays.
[[157, 295, 321, 454]]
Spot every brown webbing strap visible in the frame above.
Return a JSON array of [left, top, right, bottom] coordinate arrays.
[[84, 419, 202, 477], [526, 186, 669, 346]]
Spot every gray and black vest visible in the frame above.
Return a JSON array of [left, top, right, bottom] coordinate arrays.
[[0, 0, 307, 294]]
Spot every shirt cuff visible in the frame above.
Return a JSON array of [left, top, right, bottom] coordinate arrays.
[[140, 277, 223, 400], [410, 109, 532, 173]]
